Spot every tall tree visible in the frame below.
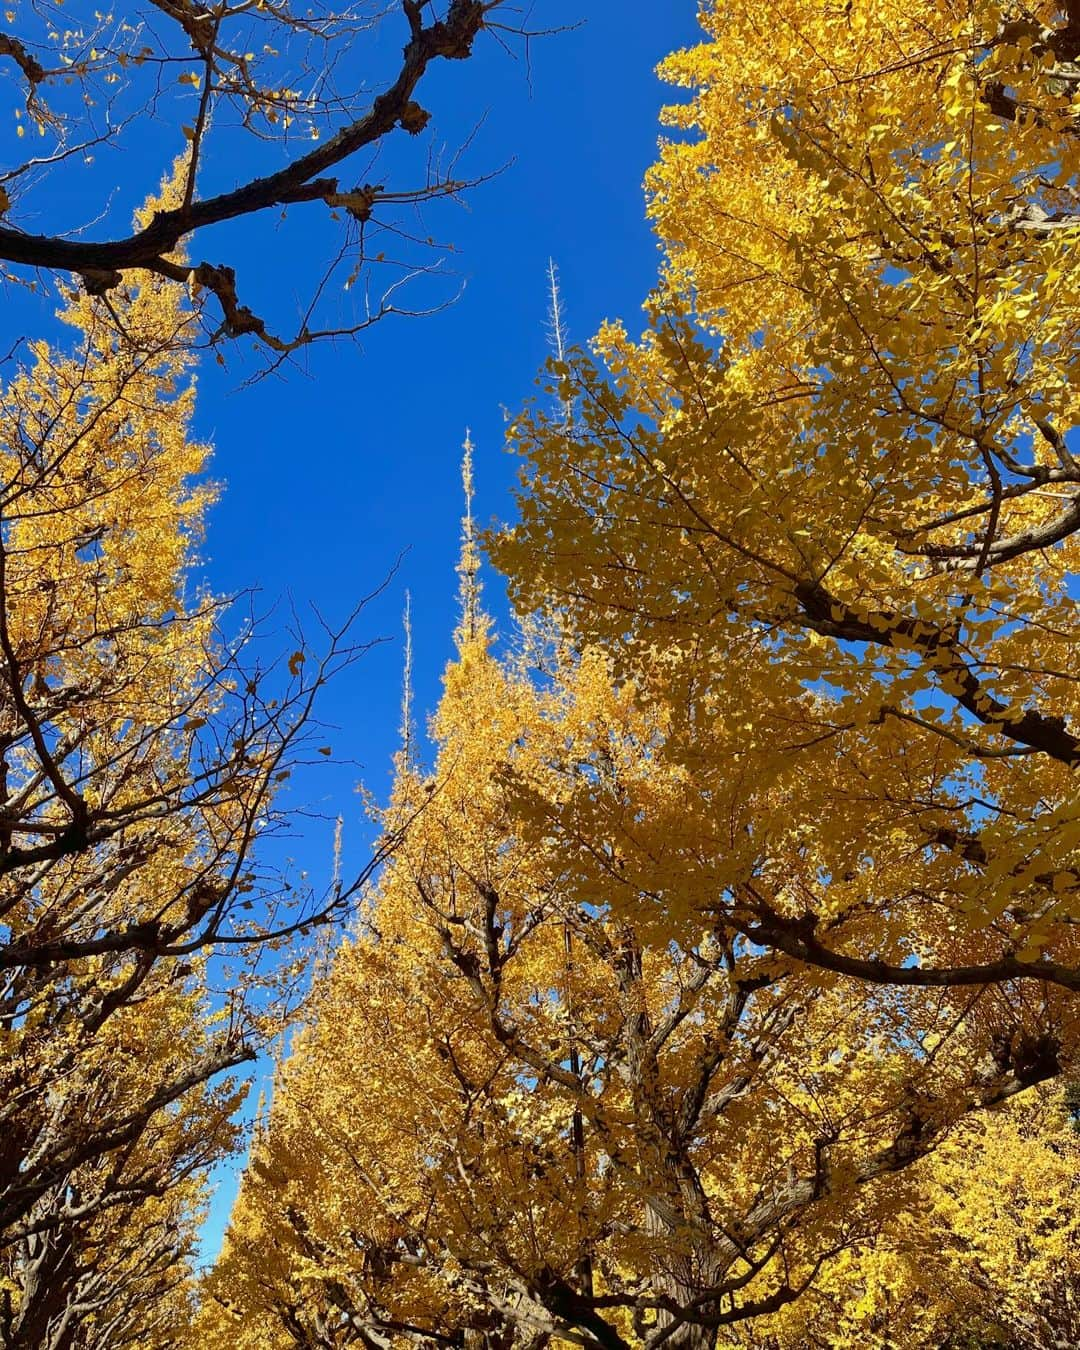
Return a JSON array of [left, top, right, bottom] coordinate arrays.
[[496, 0, 1080, 996], [0, 171, 378, 1337], [199, 523, 1075, 1346]]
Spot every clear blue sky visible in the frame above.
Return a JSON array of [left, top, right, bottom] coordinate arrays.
[[186, 2, 704, 917], [3, 0, 705, 1258]]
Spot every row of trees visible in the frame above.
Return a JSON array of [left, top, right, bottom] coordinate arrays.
[[201, 0, 1080, 1345], [0, 173, 368, 1345], [197, 600, 1080, 1348], [0, 2, 526, 1341], [1, 0, 1079, 1344]]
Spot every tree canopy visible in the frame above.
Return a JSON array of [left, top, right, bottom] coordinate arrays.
[[497, 0, 1080, 997], [0, 169, 386, 1345], [210, 0, 1080, 1343], [197, 599, 1078, 1348], [5, 0, 1080, 1346]]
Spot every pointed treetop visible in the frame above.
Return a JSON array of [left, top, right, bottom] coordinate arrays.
[[252, 1086, 269, 1143], [455, 428, 484, 646], [545, 257, 573, 428], [400, 590, 416, 770], [331, 813, 344, 896], [546, 257, 569, 366], [250, 1018, 292, 1139]]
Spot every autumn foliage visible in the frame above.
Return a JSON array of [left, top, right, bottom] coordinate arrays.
[[0, 176, 379, 1345], [205, 1, 1080, 1345], [5, 0, 1080, 1346], [500, 0, 1080, 999], [197, 607, 1079, 1348]]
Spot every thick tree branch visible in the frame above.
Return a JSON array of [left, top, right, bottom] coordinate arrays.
[[0, 1, 495, 341], [738, 901, 1080, 994], [793, 579, 1080, 764]]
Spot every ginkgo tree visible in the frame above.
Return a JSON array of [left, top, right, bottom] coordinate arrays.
[[1, 1004, 241, 1349], [199, 2, 1080, 1342], [0, 171, 385, 1343], [198, 487, 1078, 1347], [495, 0, 1080, 999], [744, 1083, 1080, 1348]]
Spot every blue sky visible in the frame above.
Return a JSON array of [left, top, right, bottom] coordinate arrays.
[[3, 0, 705, 1257], [193, 0, 703, 846], [200, 0, 706, 1251], [178, 3, 705, 928]]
